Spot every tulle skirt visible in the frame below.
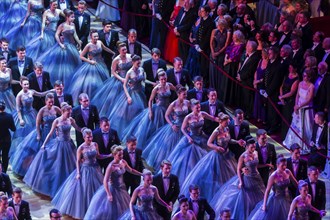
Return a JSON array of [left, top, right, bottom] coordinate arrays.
[[0, 0, 11, 17], [84, 183, 130, 220], [26, 28, 56, 61], [143, 124, 183, 171], [24, 138, 77, 197], [0, 88, 16, 113], [0, 1, 27, 37], [52, 163, 104, 219], [119, 206, 164, 220]]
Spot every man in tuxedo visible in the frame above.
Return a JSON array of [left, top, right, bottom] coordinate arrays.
[[296, 11, 313, 50], [237, 40, 260, 118], [187, 76, 208, 102], [49, 209, 62, 220], [322, 37, 330, 69], [53, 80, 73, 108], [308, 112, 328, 170], [0, 38, 16, 63], [290, 38, 305, 76], [268, 31, 280, 47], [74, 1, 90, 48], [123, 135, 144, 196], [98, 20, 119, 73], [153, 160, 180, 220], [228, 109, 250, 160], [142, 48, 167, 100], [278, 20, 292, 47], [0, 101, 16, 173], [0, 163, 13, 197], [188, 184, 215, 220], [201, 88, 228, 136], [9, 187, 31, 220], [286, 143, 308, 196], [256, 129, 277, 187], [220, 208, 232, 220], [305, 166, 326, 220], [125, 29, 142, 58], [71, 93, 99, 146], [311, 31, 325, 63], [93, 117, 120, 173], [8, 46, 34, 96], [27, 62, 53, 111], [313, 62, 330, 115], [57, 0, 74, 11], [173, 0, 197, 64]]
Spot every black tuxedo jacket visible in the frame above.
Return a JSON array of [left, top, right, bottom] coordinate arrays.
[[256, 142, 277, 186], [187, 88, 208, 102], [123, 148, 144, 186], [8, 56, 34, 96], [93, 128, 120, 169], [153, 173, 180, 219], [166, 68, 193, 88], [278, 31, 292, 47], [313, 73, 330, 112], [188, 198, 215, 220], [124, 40, 142, 58], [228, 120, 250, 160], [57, 0, 73, 9], [239, 52, 260, 87], [98, 29, 119, 55], [53, 93, 73, 108], [312, 43, 325, 63], [0, 112, 16, 142], [305, 178, 326, 220], [311, 123, 328, 149], [196, 16, 215, 53], [73, 11, 90, 47], [71, 105, 100, 146], [264, 58, 282, 99], [286, 158, 308, 181], [9, 200, 31, 220], [153, 0, 175, 23], [27, 71, 52, 110], [300, 23, 313, 50], [174, 7, 198, 41], [291, 48, 305, 75], [0, 173, 12, 197], [0, 48, 16, 63], [143, 58, 167, 99], [200, 100, 228, 135]]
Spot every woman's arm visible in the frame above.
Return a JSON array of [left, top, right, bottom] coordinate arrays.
[[54, 106, 62, 115], [31, 89, 55, 97], [15, 93, 24, 126], [70, 118, 82, 132], [100, 41, 115, 55], [262, 174, 275, 210], [111, 57, 125, 82], [129, 187, 139, 219], [103, 163, 113, 201], [73, 26, 82, 50], [287, 198, 298, 220], [79, 44, 94, 64], [123, 71, 132, 104], [280, 80, 299, 99], [237, 154, 244, 188], [201, 111, 218, 122], [95, 143, 112, 159], [55, 24, 65, 49], [165, 102, 177, 132], [210, 29, 216, 58], [148, 86, 158, 120], [8, 69, 20, 85], [41, 118, 58, 148], [181, 115, 193, 143], [75, 146, 83, 179], [35, 107, 44, 140], [287, 169, 298, 187], [40, 10, 48, 38], [153, 187, 172, 211], [123, 160, 142, 176], [207, 129, 224, 152], [21, 1, 31, 26]]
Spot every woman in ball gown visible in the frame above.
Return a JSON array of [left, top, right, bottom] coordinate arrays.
[[248, 156, 298, 220], [95, 0, 120, 22], [5, 0, 43, 51], [119, 169, 172, 220], [143, 86, 190, 171], [24, 102, 81, 198], [0, 0, 12, 17], [52, 128, 112, 219], [210, 137, 266, 220], [167, 99, 219, 184], [26, 0, 63, 61], [180, 113, 242, 202], [163, 0, 184, 63], [109, 55, 146, 138], [0, 195, 17, 220], [69, 29, 115, 105], [91, 42, 132, 117], [287, 180, 327, 220], [11, 76, 53, 156], [283, 69, 314, 153], [84, 145, 142, 220], [172, 195, 197, 220], [209, 18, 231, 97], [0, 56, 19, 113], [0, 0, 27, 37], [10, 93, 61, 176], [38, 9, 82, 86], [122, 69, 174, 149]]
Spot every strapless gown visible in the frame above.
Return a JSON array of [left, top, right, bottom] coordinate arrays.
[[0, 75, 16, 113]]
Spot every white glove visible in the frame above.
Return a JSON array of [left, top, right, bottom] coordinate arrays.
[[156, 13, 162, 20]]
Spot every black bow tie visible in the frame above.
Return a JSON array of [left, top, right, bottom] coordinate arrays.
[[14, 204, 20, 206], [175, 71, 181, 75], [311, 182, 316, 184], [192, 200, 198, 203], [292, 160, 299, 164], [209, 104, 216, 107], [129, 151, 135, 154], [102, 132, 109, 135], [82, 108, 89, 110], [163, 176, 170, 179]]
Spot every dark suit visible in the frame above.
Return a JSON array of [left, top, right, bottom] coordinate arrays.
[[322, 51, 330, 70], [311, 43, 325, 63], [228, 120, 250, 160], [27, 71, 52, 111], [92, 128, 120, 172], [0, 48, 16, 63], [188, 198, 215, 220], [286, 157, 308, 196], [0, 112, 16, 173], [123, 148, 144, 195], [305, 178, 326, 220], [291, 48, 305, 76], [53, 93, 73, 108], [313, 73, 330, 113], [9, 200, 31, 220], [57, 0, 74, 24], [256, 142, 277, 186], [125, 40, 142, 58], [201, 100, 228, 136], [71, 105, 100, 146], [153, 173, 180, 220], [98, 29, 119, 72], [187, 88, 208, 102], [74, 11, 90, 48], [299, 23, 313, 50], [142, 58, 167, 100], [278, 31, 292, 47], [308, 123, 328, 169], [8, 57, 34, 96], [0, 172, 13, 197]]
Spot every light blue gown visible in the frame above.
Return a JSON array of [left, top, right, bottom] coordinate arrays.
[[0, 0, 27, 37], [0, 0, 11, 17], [0, 74, 16, 113]]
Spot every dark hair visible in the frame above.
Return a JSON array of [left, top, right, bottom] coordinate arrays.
[[54, 80, 63, 87], [315, 111, 325, 122], [269, 46, 279, 56], [160, 159, 172, 168], [16, 45, 26, 52], [220, 207, 231, 216], [131, 55, 141, 62], [89, 29, 98, 36], [173, 57, 183, 64], [193, 76, 203, 82], [102, 19, 112, 26], [207, 88, 216, 95], [276, 154, 287, 164], [20, 76, 29, 83], [290, 143, 301, 151], [178, 195, 188, 204], [0, 38, 8, 44], [0, 56, 5, 62], [256, 129, 267, 137], [49, 209, 61, 218], [63, 9, 74, 17], [100, 117, 109, 124], [176, 84, 187, 95], [151, 48, 161, 55], [234, 109, 244, 117], [190, 99, 200, 106], [189, 184, 200, 192], [13, 187, 22, 194], [201, 5, 211, 13], [126, 135, 137, 143], [308, 165, 319, 173], [45, 92, 54, 100]]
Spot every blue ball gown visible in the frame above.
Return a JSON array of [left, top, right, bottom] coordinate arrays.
[[26, 11, 60, 61], [122, 88, 171, 149], [0, 0, 12, 18], [24, 124, 77, 197], [52, 149, 104, 219], [0, 74, 16, 113], [84, 166, 130, 220], [167, 120, 208, 184], [5, 1, 43, 50], [108, 68, 147, 137], [210, 158, 266, 220], [119, 194, 164, 220], [38, 29, 82, 86], [91, 59, 132, 117], [248, 178, 292, 220], [143, 106, 189, 171], [68, 47, 109, 105], [0, 0, 27, 37], [180, 134, 237, 202], [10, 115, 57, 176], [11, 95, 38, 157]]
